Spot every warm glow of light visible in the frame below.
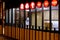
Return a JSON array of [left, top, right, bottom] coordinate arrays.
[[44, 1, 49, 7], [30, 2, 35, 9], [25, 3, 29, 9], [37, 2, 42, 8], [52, 0, 58, 6], [52, 0, 57, 1], [20, 3, 24, 10]]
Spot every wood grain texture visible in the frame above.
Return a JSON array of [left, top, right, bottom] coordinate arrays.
[[25, 29, 27, 40], [16, 27, 19, 39], [8, 26, 12, 37], [4, 26, 8, 36], [26, 29, 29, 40], [12, 26, 15, 38], [0, 25, 3, 34], [4, 27, 59, 40], [20, 28, 22, 40], [47, 32, 50, 40], [55, 33, 58, 40], [39, 31, 42, 40], [33, 30, 35, 40], [43, 32, 46, 40], [30, 30, 33, 40], [36, 31, 38, 40], [51, 33, 55, 40], [21, 28, 24, 40]]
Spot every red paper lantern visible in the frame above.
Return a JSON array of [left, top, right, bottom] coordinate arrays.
[[30, 2, 35, 9], [44, 1, 49, 7], [52, 0, 58, 6], [20, 3, 24, 10], [25, 3, 29, 9], [52, 0, 57, 1], [37, 2, 42, 8]]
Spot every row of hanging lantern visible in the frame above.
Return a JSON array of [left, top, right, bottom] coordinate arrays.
[[20, 0, 58, 10]]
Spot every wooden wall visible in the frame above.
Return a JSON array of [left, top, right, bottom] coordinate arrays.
[[4, 26, 59, 40]]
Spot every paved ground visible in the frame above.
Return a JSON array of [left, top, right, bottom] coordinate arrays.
[[0, 35, 17, 40]]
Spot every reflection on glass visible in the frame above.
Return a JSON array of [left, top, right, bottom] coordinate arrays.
[[15, 8, 20, 27], [25, 11, 29, 28], [20, 10, 24, 27], [44, 10, 50, 30], [37, 11, 42, 29], [51, 10, 59, 31], [6, 10, 8, 23], [13, 8, 15, 24], [31, 12, 35, 29], [9, 9, 11, 24]]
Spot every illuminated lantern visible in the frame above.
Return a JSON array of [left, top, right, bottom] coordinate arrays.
[[44, 1, 49, 7], [52, 0, 57, 1], [37, 2, 42, 8], [25, 3, 29, 9], [30, 2, 35, 9], [20, 3, 24, 10], [52, 0, 58, 6]]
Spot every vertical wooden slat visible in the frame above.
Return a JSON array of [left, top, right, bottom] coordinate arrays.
[[4, 26, 7, 36], [0, 25, 2, 34], [36, 31, 38, 40], [55, 33, 58, 40], [9, 26, 12, 37], [21, 28, 25, 40], [12, 26, 15, 38], [30, 30, 33, 40], [43, 32, 46, 40], [6, 25, 8, 36], [51, 33, 54, 40], [26, 29, 29, 40], [39, 31, 42, 40], [33, 30, 35, 40], [47, 32, 50, 40], [25, 28, 27, 40], [20, 28, 22, 40], [16, 27, 19, 39]]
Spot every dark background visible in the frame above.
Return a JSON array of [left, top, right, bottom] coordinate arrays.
[[3, 0, 50, 9]]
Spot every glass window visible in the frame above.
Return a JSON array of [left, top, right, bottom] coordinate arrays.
[[6, 10, 8, 23], [44, 10, 50, 30], [51, 6, 59, 31]]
